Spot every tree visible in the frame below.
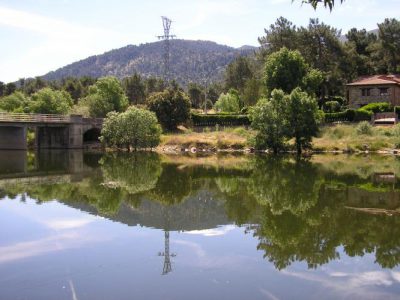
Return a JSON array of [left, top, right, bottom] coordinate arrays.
[[0, 81, 5, 97], [250, 90, 288, 153], [264, 47, 308, 94], [250, 88, 321, 154], [286, 88, 321, 154], [62, 77, 84, 102], [146, 89, 191, 131], [214, 89, 242, 113], [30, 88, 73, 114], [83, 77, 129, 118], [224, 56, 254, 93], [378, 18, 400, 73], [0, 91, 30, 112], [187, 83, 204, 108], [100, 106, 161, 150], [122, 73, 146, 105], [258, 17, 298, 54], [4, 82, 16, 96], [23, 77, 47, 95], [299, 0, 344, 10]]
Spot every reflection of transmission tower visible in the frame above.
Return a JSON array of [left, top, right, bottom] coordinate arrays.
[[158, 230, 176, 275], [157, 16, 176, 82]]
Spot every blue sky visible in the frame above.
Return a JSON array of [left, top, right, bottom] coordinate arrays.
[[0, 0, 399, 83]]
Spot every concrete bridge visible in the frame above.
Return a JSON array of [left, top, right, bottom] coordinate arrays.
[[0, 113, 103, 150]]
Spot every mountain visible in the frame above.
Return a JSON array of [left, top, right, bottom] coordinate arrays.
[[42, 39, 256, 86]]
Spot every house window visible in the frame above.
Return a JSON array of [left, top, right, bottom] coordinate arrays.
[[361, 88, 371, 96], [380, 88, 389, 96]]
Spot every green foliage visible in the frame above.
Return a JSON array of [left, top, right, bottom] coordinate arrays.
[[146, 89, 191, 131], [264, 47, 308, 94], [250, 91, 288, 152], [214, 89, 242, 113], [286, 88, 322, 153], [356, 121, 373, 135], [323, 100, 340, 113], [122, 73, 146, 105], [83, 76, 129, 117], [0, 91, 30, 112], [378, 18, 400, 73], [30, 88, 73, 114], [101, 106, 161, 150], [354, 109, 373, 121], [191, 113, 250, 126], [250, 88, 321, 153], [187, 83, 204, 108], [300, 0, 344, 10], [360, 102, 391, 113], [324, 109, 372, 123], [224, 56, 254, 93]]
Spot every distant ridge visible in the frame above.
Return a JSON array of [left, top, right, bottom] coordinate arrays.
[[42, 39, 255, 86]]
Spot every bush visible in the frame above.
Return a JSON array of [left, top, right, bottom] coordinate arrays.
[[354, 109, 373, 121], [100, 106, 161, 150], [323, 101, 341, 113], [360, 102, 391, 113], [214, 89, 241, 113], [30, 88, 73, 114], [147, 89, 191, 131], [356, 121, 373, 135], [191, 113, 250, 126]]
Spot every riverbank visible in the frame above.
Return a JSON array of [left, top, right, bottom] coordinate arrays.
[[157, 124, 400, 154]]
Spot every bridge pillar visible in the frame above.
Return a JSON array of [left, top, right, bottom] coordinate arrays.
[[67, 115, 83, 149], [0, 126, 27, 150], [36, 126, 69, 149]]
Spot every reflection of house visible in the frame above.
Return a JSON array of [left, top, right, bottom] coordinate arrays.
[[346, 75, 400, 108]]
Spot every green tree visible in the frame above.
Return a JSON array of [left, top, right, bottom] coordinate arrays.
[[0, 81, 5, 97], [250, 90, 288, 152], [224, 56, 254, 93], [0, 91, 30, 113], [187, 83, 204, 108], [30, 88, 73, 114], [4, 82, 16, 96], [62, 77, 84, 102], [286, 88, 321, 154], [214, 89, 241, 113], [378, 18, 400, 73], [264, 47, 308, 94], [100, 106, 161, 150], [299, 0, 344, 10], [122, 73, 146, 105], [258, 17, 298, 54], [83, 76, 129, 117], [146, 89, 191, 131], [23, 77, 47, 95]]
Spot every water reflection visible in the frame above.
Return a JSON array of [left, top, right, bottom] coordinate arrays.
[[1, 151, 400, 273]]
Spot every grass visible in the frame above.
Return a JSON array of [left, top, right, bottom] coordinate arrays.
[[313, 124, 400, 152], [159, 127, 253, 151]]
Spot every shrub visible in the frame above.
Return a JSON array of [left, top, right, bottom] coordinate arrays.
[[354, 109, 373, 121], [214, 89, 241, 113], [30, 88, 73, 114], [356, 121, 373, 135], [191, 113, 250, 126], [146, 89, 191, 131], [100, 106, 161, 150], [323, 100, 341, 113], [360, 102, 391, 113]]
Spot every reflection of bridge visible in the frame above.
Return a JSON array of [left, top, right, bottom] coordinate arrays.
[[0, 113, 103, 150]]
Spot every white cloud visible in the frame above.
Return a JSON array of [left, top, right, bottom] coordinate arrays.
[[184, 225, 236, 237], [0, 6, 138, 81]]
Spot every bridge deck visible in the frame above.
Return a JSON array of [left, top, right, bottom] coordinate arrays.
[[0, 112, 71, 124]]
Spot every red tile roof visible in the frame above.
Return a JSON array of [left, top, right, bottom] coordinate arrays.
[[347, 75, 400, 86]]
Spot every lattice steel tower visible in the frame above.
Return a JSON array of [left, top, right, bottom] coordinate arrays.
[[157, 16, 176, 82], [158, 230, 176, 275]]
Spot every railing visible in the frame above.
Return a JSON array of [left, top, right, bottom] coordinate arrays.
[[0, 112, 71, 123]]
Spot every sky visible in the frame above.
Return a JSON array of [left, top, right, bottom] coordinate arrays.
[[0, 0, 399, 83]]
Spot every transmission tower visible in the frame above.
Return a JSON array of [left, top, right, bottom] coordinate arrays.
[[157, 16, 176, 82], [158, 230, 176, 275]]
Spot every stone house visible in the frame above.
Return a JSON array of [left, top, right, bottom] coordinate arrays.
[[346, 75, 400, 108]]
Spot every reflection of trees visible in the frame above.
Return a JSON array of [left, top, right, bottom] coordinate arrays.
[[100, 152, 162, 195], [144, 164, 192, 205], [214, 156, 400, 270]]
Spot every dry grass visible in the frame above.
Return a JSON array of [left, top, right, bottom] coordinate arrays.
[[160, 127, 253, 150], [313, 124, 400, 152]]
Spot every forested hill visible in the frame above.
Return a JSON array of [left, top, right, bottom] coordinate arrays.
[[42, 40, 256, 85]]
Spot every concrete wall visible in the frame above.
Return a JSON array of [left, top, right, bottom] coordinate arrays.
[[348, 84, 400, 108], [0, 126, 27, 150]]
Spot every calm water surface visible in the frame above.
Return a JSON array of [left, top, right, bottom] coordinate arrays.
[[1, 151, 400, 300]]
